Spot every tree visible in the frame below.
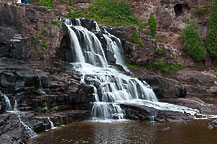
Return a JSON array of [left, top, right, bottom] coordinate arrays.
[[181, 20, 206, 61], [207, 0, 217, 58], [148, 13, 157, 38]]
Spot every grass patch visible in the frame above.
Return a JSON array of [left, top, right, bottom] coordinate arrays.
[[126, 63, 144, 69], [147, 60, 184, 73], [65, 0, 140, 26], [38, 0, 54, 9]]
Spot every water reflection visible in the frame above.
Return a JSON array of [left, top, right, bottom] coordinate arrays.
[[28, 120, 217, 144]]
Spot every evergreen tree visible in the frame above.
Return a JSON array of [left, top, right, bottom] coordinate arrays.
[[181, 20, 206, 61], [148, 13, 157, 38], [207, 0, 217, 58]]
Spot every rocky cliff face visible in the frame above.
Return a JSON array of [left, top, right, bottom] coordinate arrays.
[[0, 2, 62, 59]]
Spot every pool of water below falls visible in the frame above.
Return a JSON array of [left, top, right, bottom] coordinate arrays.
[[28, 120, 217, 144]]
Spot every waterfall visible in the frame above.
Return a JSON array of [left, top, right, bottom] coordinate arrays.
[[48, 117, 56, 129], [103, 29, 129, 71], [4, 95, 13, 112], [18, 116, 37, 137], [38, 75, 46, 95], [3, 94, 37, 137], [14, 99, 19, 112], [65, 19, 158, 120]]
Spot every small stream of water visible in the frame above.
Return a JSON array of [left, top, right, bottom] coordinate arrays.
[[4, 95, 37, 137]]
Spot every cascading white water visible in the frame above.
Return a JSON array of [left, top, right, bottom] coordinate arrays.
[[103, 29, 125, 67], [14, 99, 19, 112], [4, 95, 13, 112], [18, 116, 37, 137], [48, 117, 56, 129], [65, 19, 158, 120], [3, 94, 37, 137]]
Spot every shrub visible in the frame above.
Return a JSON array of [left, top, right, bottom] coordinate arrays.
[[180, 20, 206, 61], [194, 6, 210, 15], [148, 13, 157, 38], [32, 34, 41, 43], [43, 28, 50, 35], [132, 30, 144, 46], [155, 47, 163, 55], [42, 40, 48, 48], [68, 0, 74, 6], [147, 60, 184, 73], [207, 0, 217, 58]]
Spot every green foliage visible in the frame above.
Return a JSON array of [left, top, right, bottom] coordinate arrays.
[[180, 20, 206, 61], [182, 18, 191, 24], [43, 28, 50, 35], [68, 0, 74, 6], [138, 23, 147, 33], [38, 0, 54, 9], [66, 0, 139, 26], [52, 20, 62, 29], [155, 47, 163, 55], [38, 97, 48, 113], [216, 73, 217, 77], [51, 106, 59, 111], [126, 63, 144, 69], [194, 6, 210, 15], [32, 34, 41, 43], [207, 0, 217, 58], [160, 0, 164, 6], [38, 106, 48, 112], [42, 40, 48, 48], [132, 30, 144, 46], [147, 60, 184, 73], [148, 13, 157, 38], [41, 54, 46, 60]]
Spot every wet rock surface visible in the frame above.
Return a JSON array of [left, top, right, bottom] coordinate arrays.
[[162, 97, 217, 115], [120, 103, 194, 122], [0, 59, 93, 143], [208, 119, 217, 129]]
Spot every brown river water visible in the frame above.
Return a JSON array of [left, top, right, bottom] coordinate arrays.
[[28, 120, 217, 144]]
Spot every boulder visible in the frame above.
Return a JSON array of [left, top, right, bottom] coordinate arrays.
[[120, 102, 194, 121]]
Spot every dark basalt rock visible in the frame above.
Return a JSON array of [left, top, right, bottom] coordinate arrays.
[[208, 119, 217, 129], [0, 26, 28, 59], [120, 103, 194, 121], [0, 91, 6, 114], [175, 85, 187, 98], [145, 76, 165, 98], [0, 113, 31, 144]]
